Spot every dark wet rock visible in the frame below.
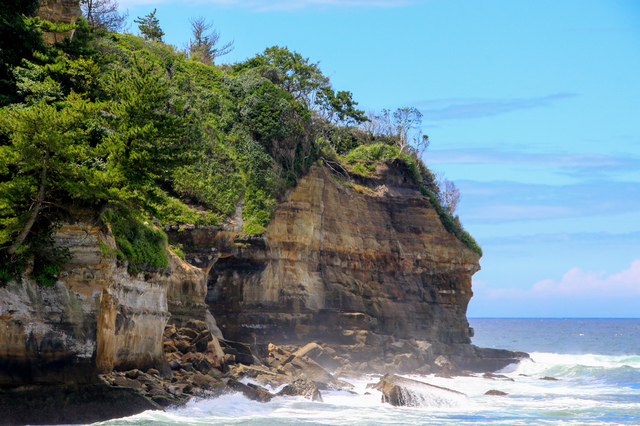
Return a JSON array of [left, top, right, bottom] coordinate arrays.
[[541, 376, 559, 381], [485, 390, 508, 396], [0, 384, 160, 425], [373, 374, 466, 407], [112, 376, 141, 389], [151, 395, 178, 407], [181, 363, 195, 373], [185, 319, 209, 333], [482, 372, 514, 381], [190, 372, 219, 389], [176, 340, 195, 354], [178, 327, 199, 340], [227, 378, 274, 402], [219, 339, 257, 365], [147, 386, 172, 398], [195, 335, 212, 352], [277, 378, 323, 402], [125, 369, 143, 380]]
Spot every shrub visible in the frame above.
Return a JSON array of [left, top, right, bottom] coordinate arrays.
[[103, 210, 169, 274], [344, 142, 399, 163]]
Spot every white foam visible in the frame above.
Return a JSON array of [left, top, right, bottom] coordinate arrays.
[[94, 355, 640, 425]]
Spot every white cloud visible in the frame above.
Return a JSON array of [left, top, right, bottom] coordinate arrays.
[[416, 93, 576, 120], [427, 149, 636, 169], [467, 205, 577, 221], [485, 260, 640, 301]]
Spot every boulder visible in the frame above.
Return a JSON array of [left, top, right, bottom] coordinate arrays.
[[111, 376, 141, 389], [190, 372, 219, 390], [220, 339, 257, 365], [373, 374, 466, 407], [288, 355, 339, 387], [485, 390, 508, 396], [185, 319, 209, 332], [178, 328, 199, 340], [227, 379, 274, 402], [125, 369, 143, 380], [277, 378, 323, 402]]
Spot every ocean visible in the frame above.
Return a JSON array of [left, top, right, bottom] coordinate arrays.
[[94, 319, 640, 425]]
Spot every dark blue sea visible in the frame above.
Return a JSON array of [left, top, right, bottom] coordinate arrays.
[[94, 318, 640, 425]]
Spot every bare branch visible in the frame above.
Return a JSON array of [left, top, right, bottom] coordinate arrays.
[[188, 16, 234, 65], [82, 0, 128, 32]]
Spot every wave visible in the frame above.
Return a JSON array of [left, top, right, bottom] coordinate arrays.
[[92, 366, 640, 426], [501, 352, 640, 388]]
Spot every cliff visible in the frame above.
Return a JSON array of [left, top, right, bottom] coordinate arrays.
[[0, 221, 212, 386], [0, 160, 525, 423], [213, 161, 478, 344], [37, 0, 82, 43], [169, 160, 520, 372]]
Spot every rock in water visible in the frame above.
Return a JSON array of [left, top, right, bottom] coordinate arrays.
[[485, 390, 508, 396], [227, 379, 274, 402], [373, 374, 466, 407], [277, 378, 323, 402]]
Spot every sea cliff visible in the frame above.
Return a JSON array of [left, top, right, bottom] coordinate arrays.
[[0, 160, 525, 423], [0, 2, 527, 421]]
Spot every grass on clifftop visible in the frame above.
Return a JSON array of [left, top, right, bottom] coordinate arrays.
[[321, 141, 482, 255]]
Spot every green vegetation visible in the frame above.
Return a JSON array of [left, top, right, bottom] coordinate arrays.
[[421, 187, 482, 255], [0, 4, 480, 284], [103, 209, 168, 273], [134, 9, 164, 42]]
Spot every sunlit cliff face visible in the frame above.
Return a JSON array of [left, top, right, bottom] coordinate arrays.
[[167, 161, 480, 346]]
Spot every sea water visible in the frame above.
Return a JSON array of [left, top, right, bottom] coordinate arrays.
[[93, 319, 640, 425]]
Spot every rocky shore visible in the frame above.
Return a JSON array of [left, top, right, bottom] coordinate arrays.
[[0, 161, 530, 424], [95, 319, 527, 415]]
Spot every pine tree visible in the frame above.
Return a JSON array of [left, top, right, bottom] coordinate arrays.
[[0, 96, 104, 252], [134, 9, 164, 42], [188, 17, 234, 65]]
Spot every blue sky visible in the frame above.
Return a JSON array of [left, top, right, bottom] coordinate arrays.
[[118, 0, 640, 318]]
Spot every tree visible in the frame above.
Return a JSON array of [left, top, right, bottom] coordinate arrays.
[[438, 176, 460, 216], [82, 0, 128, 32], [315, 86, 367, 125], [236, 46, 330, 108], [103, 54, 189, 194], [188, 17, 234, 66], [0, 96, 104, 253], [361, 107, 429, 157], [134, 9, 164, 42], [392, 107, 424, 154], [0, 0, 45, 105]]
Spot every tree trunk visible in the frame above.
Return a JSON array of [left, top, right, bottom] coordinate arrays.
[[9, 150, 49, 254]]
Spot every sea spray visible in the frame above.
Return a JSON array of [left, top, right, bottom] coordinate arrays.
[[94, 319, 640, 425]]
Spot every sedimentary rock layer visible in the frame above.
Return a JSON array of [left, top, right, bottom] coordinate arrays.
[[0, 222, 203, 386], [172, 161, 481, 347]]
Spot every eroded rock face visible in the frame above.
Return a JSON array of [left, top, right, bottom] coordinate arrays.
[[37, 0, 82, 44], [0, 222, 114, 386], [0, 221, 206, 386], [174, 162, 480, 347]]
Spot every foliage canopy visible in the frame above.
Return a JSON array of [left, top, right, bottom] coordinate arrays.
[[0, 8, 480, 283]]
